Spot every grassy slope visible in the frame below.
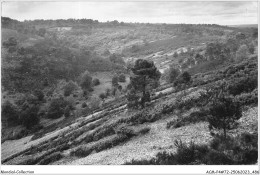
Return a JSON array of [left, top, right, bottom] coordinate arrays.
[[2, 23, 257, 165], [56, 94, 257, 165]]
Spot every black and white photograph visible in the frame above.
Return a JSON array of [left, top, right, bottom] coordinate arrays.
[[1, 0, 259, 173]]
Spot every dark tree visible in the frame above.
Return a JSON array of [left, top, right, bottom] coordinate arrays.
[[63, 81, 78, 97], [92, 78, 100, 86], [1, 101, 19, 126], [118, 74, 126, 82], [112, 76, 119, 87], [208, 89, 242, 138], [129, 59, 161, 108], [46, 98, 67, 119], [64, 106, 70, 118], [99, 93, 106, 101], [118, 85, 122, 91], [81, 102, 87, 108], [80, 70, 92, 91], [19, 102, 40, 129], [167, 66, 180, 83], [181, 71, 191, 83], [126, 88, 139, 109]]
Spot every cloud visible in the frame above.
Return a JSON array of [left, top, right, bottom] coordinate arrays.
[[1, 1, 258, 25]]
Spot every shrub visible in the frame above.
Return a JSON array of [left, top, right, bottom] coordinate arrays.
[[63, 80, 79, 97], [118, 85, 122, 91], [81, 102, 87, 108], [99, 93, 106, 101], [93, 126, 115, 141], [64, 106, 70, 118], [89, 95, 101, 110], [1, 101, 19, 126], [3, 37, 17, 48], [203, 150, 233, 165], [71, 147, 93, 157], [118, 74, 126, 82], [64, 96, 76, 110], [92, 78, 100, 86], [80, 70, 92, 90], [180, 71, 191, 83], [173, 140, 197, 164], [46, 97, 67, 119], [38, 152, 63, 165], [105, 88, 111, 97], [248, 43, 255, 54], [234, 89, 257, 106], [209, 132, 258, 164], [236, 45, 249, 62], [138, 127, 151, 135], [173, 52, 178, 58], [166, 66, 180, 83], [33, 90, 45, 101], [116, 126, 136, 137], [112, 76, 119, 87], [174, 71, 191, 88], [126, 89, 139, 109], [227, 75, 257, 96], [20, 103, 40, 129], [208, 93, 242, 138]]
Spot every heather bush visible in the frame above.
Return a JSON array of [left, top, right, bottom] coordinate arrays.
[[118, 74, 126, 82], [112, 76, 119, 87], [64, 106, 70, 118], [166, 66, 180, 83], [138, 127, 151, 135], [46, 97, 67, 119], [209, 132, 258, 164], [234, 89, 257, 106], [37, 152, 63, 165], [116, 126, 136, 137], [229, 76, 257, 96], [71, 146, 93, 157], [93, 126, 115, 141], [81, 102, 87, 108], [92, 78, 100, 86], [167, 109, 208, 129], [236, 44, 249, 62], [99, 93, 106, 101]]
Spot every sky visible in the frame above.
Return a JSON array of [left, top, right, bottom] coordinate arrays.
[[1, 1, 258, 25]]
